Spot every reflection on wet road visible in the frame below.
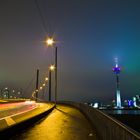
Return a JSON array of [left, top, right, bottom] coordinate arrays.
[[11, 105, 97, 140]]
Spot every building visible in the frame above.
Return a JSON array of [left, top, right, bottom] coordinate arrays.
[[112, 59, 122, 108]]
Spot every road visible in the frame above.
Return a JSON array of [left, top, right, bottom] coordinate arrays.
[[0, 101, 37, 119], [0, 101, 54, 131], [10, 105, 97, 140]]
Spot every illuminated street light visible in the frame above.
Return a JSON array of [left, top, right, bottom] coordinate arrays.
[[41, 83, 46, 100], [45, 77, 49, 81], [49, 65, 55, 71], [46, 37, 58, 106], [35, 69, 39, 102], [46, 38, 54, 46]]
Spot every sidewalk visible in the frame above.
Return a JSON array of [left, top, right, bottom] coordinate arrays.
[[11, 105, 97, 140], [44, 105, 97, 140]]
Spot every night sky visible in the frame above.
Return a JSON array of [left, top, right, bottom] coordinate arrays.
[[0, 0, 140, 103]]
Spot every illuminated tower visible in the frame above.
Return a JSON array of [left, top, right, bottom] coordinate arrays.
[[112, 58, 121, 108]]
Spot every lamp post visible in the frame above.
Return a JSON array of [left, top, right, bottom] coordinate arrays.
[[46, 38, 58, 106], [35, 69, 39, 102], [48, 65, 55, 102]]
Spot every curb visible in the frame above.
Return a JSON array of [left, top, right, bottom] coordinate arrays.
[[0, 105, 55, 138]]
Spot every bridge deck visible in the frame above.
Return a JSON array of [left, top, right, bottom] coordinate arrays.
[[11, 105, 97, 140]]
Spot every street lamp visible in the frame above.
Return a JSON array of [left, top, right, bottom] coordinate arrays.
[[46, 38, 58, 106], [35, 69, 39, 102], [45, 77, 49, 81], [48, 65, 55, 102], [46, 38, 54, 46], [42, 83, 46, 99]]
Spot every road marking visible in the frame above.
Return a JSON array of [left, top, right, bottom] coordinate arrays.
[[5, 117, 16, 126], [0, 105, 37, 121]]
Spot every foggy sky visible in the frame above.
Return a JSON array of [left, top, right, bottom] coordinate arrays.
[[0, 0, 140, 103]]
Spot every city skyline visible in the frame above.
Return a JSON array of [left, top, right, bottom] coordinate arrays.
[[0, 0, 140, 103]]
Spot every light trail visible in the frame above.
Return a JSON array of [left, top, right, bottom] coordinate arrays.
[[0, 101, 38, 120], [0, 101, 35, 110], [0, 105, 38, 121]]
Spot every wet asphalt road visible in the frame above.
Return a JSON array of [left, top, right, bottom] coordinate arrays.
[[10, 105, 97, 140]]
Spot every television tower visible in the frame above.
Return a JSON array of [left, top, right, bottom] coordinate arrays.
[[112, 58, 122, 108]]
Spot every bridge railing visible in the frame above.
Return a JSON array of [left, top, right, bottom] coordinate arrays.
[[58, 101, 140, 140]]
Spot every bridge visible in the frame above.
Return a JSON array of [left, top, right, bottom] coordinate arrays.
[[0, 100, 140, 140]]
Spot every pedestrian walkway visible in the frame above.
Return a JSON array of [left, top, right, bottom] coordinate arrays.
[[11, 105, 97, 140]]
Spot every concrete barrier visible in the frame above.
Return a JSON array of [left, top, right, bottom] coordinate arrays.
[[0, 103, 55, 138], [58, 101, 140, 140]]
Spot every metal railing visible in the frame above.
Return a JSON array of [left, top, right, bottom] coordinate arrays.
[[59, 101, 140, 140]]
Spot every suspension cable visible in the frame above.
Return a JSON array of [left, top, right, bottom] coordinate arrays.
[[34, 0, 47, 34]]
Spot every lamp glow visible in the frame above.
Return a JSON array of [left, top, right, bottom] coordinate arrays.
[[46, 38, 54, 46], [45, 77, 49, 81], [49, 65, 55, 71]]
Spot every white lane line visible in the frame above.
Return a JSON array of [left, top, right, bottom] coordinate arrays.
[[0, 105, 38, 121], [5, 117, 16, 126]]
